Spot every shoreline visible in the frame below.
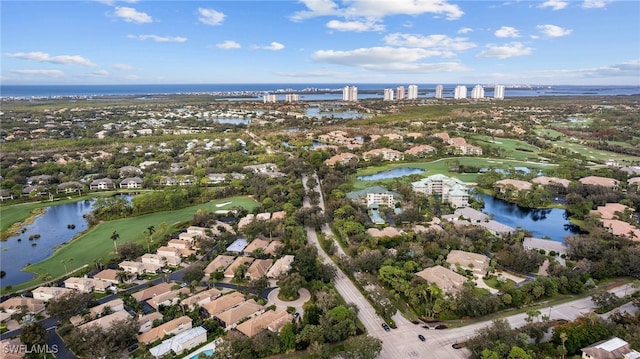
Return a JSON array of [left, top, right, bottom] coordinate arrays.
[[0, 207, 46, 241]]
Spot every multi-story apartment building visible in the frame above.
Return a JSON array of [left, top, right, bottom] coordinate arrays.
[[396, 86, 405, 100], [471, 85, 485, 99], [494, 85, 505, 99], [383, 88, 394, 101], [434, 84, 443, 99], [343, 85, 358, 101], [284, 93, 299, 102], [454, 85, 467, 99], [263, 94, 277, 103], [412, 174, 470, 208], [408, 84, 419, 99]]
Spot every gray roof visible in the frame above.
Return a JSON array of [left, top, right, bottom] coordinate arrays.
[[523, 237, 567, 253]]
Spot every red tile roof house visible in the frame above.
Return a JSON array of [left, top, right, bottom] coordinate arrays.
[[603, 219, 640, 241], [0, 297, 45, 315], [579, 176, 619, 189], [591, 203, 634, 220], [235, 308, 292, 337], [204, 255, 236, 279], [214, 299, 264, 329], [324, 152, 359, 167], [531, 176, 571, 188], [201, 292, 246, 318], [181, 288, 223, 310], [137, 316, 193, 344], [147, 287, 191, 310], [131, 282, 173, 302]]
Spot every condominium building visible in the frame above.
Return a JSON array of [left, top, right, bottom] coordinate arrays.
[[412, 174, 470, 208], [263, 94, 277, 103], [408, 84, 419, 99], [454, 85, 467, 99], [494, 85, 505, 99], [471, 85, 485, 99], [284, 93, 299, 102], [383, 88, 394, 101], [343, 85, 358, 101], [434, 84, 443, 99], [396, 86, 405, 100]]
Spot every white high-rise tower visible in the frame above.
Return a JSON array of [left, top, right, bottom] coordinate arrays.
[[396, 86, 405, 100], [343, 86, 358, 101], [471, 85, 485, 99], [383, 88, 394, 101], [435, 84, 444, 99], [454, 85, 467, 99], [407, 85, 418, 100], [494, 85, 505, 100]]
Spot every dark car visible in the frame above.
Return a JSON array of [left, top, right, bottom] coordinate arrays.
[[127, 344, 139, 352], [382, 323, 391, 332], [293, 312, 300, 319], [418, 334, 426, 342]]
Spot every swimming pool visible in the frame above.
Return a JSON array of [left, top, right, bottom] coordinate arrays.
[[188, 349, 214, 359]]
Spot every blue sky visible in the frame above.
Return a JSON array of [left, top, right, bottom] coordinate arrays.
[[2, 0, 639, 85]]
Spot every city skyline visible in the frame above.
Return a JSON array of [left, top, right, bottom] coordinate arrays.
[[2, 0, 639, 86]]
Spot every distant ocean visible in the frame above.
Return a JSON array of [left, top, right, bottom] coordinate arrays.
[[1, 83, 639, 99]]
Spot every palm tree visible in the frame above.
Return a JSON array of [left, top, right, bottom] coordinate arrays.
[[111, 230, 120, 254], [146, 225, 155, 252]]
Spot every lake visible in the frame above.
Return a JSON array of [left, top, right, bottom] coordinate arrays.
[[1, 196, 132, 287], [358, 167, 425, 181], [479, 193, 580, 242]]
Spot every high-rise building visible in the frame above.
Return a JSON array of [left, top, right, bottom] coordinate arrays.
[[407, 84, 418, 100], [396, 86, 405, 100], [343, 86, 358, 102], [471, 85, 485, 99], [285, 93, 299, 102], [263, 94, 277, 103], [435, 84, 444, 99], [454, 85, 467, 99], [383, 88, 394, 101], [494, 85, 505, 100]]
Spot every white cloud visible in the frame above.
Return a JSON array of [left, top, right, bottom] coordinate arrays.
[[273, 70, 352, 78], [113, 6, 152, 23], [383, 33, 476, 53], [254, 42, 285, 51], [291, 0, 463, 21], [326, 19, 385, 32], [582, 0, 612, 8], [216, 40, 241, 49], [198, 8, 225, 26], [477, 42, 533, 59], [10, 69, 64, 77], [5, 51, 96, 66], [91, 69, 110, 77], [458, 27, 473, 34], [113, 64, 133, 70], [311, 46, 468, 73], [495, 26, 520, 38], [538, 0, 568, 10], [127, 34, 187, 42], [290, 0, 341, 21], [580, 60, 640, 78], [537, 24, 572, 37]]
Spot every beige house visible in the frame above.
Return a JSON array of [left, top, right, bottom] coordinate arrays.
[[204, 255, 236, 278], [201, 292, 245, 317], [167, 239, 191, 250], [591, 203, 634, 220], [324, 152, 359, 167], [264, 241, 283, 256], [119, 260, 161, 275], [246, 259, 273, 280], [495, 179, 533, 193], [89, 298, 125, 317], [181, 288, 223, 310], [79, 310, 131, 331], [64, 277, 97, 292], [224, 257, 255, 278], [138, 316, 193, 344], [214, 299, 263, 328], [32, 286, 72, 302], [148, 288, 190, 310], [446, 250, 490, 275], [0, 297, 45, 314], [405, 144, 436, 157], [132, 282, 173, 302], [235, 308, 292, 337], [366, 227, 403, 238], [603, 219, 640, 240], [415, 265, 468, 295], [139, 312, 164, 333], [362, 148, 405, 162], [93, 269, 121, 285], [579, 176, 619, 189], [531, 176, 571, 188], [244, 238, 270, 255], [267, 255, 295, 279]]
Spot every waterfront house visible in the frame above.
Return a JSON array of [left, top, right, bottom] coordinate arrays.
[[89, 178, 115, 190], [362, 148, 404, 162], [119, 177, 143, 189]]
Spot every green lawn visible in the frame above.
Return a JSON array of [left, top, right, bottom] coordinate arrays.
[[6, 196, 257, 293], [552, 140, 640, 163], [351, 157, 556, 189], [471, 135, 542, 161], [534, 128, 565, 139]]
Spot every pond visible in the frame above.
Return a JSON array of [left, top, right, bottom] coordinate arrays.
[[479, 193, 580, 243], [357, 168, 425, 181]]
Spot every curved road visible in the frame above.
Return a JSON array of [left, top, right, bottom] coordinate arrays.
[[302, 173, 638, 359]]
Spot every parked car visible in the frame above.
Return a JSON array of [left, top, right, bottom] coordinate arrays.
[[418, 334, 426, 342], [382, 323, 391, 332], [293, 312, 300, 319]]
